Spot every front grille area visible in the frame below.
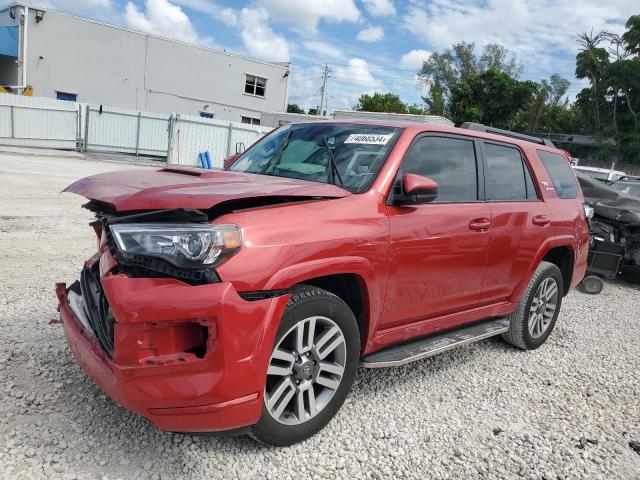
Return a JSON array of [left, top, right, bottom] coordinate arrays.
[[80, 265, 115, 356]]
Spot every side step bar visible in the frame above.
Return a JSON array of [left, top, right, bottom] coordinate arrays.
[[361, 318, 510, 368]]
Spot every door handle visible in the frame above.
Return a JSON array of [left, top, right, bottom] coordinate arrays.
[[532, 215, 551, 226], [469, 218, 491, 231]]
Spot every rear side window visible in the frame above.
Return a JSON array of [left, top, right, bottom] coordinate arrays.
[[401, 136, 478, 202], [537, 150, 579, 199], [484, 143, 537, 200]]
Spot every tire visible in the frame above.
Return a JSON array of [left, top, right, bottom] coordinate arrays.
[[250, 285, 360, 446], [578, 275, 604, 294], [502, 261, 564, 350]]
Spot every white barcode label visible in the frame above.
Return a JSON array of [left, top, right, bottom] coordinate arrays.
[[344, 133, 393, 145]]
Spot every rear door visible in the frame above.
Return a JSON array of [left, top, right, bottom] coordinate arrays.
[[383, 134, 491, 328], [480, 141, 552, 303]]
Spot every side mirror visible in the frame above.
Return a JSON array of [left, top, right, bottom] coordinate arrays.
[[390, 173, 438, 205]]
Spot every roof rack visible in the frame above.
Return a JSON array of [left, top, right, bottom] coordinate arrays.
[[460, 122, 556, 148]]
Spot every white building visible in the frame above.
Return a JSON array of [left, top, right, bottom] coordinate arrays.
[[0, 2, 291, 124]]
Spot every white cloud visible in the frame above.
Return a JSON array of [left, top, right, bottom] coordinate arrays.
[[400, 49, 431, 70], [239, 7, 290, 62], [356, 25, 384, 42], [402, 0, 637, 72], [55, 0, 112, 8], [303, 41, 345, 60], [124, 0, 211, 46], [361, 0, 395, 17], [171, 0, 236, 27], [256, 0, 360, 31], [219, 7, 237, 27]]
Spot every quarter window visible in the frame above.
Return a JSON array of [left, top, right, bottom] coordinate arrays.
[[401, 136, 478, 202], [537, 150, 579, 199], [484, 143, 537, 200], [245, 74, 266, 97]]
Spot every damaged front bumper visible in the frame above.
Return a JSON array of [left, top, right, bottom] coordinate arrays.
[[55, 253, 290, 433]]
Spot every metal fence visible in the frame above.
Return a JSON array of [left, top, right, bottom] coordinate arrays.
[[0, 94, 272, 166], [0, 94, 79, 149], [84, 105, 169, 156], [167, 114, 271, 168]]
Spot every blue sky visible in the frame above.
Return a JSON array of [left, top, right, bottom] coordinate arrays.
[[8, 0, 638, 112]]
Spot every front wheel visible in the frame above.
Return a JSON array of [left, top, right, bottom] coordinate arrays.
[[502, 261, 563, 350], [250, 286, 360, 446]]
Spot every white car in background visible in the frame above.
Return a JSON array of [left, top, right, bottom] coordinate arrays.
[[572, 165, 627, 182]]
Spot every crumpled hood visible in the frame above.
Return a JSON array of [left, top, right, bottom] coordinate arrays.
[[577, 173, 640, 225], [64, 167, 351, 212]]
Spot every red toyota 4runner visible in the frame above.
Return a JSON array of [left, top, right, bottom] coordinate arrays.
[[56, 121, 590, 445]]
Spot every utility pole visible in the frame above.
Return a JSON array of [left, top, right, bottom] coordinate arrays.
[[318, 64, 330, 117]]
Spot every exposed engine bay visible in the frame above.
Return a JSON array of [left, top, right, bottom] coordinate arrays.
[[577, 174, 640, 280]]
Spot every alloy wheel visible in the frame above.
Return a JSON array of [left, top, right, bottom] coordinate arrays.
[[265, 316, 347, 425], [528, 277, 559, 338]]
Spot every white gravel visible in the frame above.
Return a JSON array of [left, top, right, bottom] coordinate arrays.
[[1, 151, 640, 480]]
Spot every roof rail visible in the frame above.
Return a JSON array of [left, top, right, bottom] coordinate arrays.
[[460, 122, 556, 148]]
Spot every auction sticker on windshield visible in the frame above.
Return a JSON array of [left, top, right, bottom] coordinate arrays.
[[344, 133, 393, 145]]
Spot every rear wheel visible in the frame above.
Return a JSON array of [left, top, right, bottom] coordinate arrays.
[[502, 261, 563, 350], [250, 286, 360, 446]]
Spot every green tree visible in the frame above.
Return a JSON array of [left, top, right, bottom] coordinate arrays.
[[287, 103, 305, 114], [307, 107, 319, 115], [622, 15, 640, 55], [575, 31, 610, 136], [354, 92, 410, 113], [449, 69, 538, 128], [418, 42, 522, 116]]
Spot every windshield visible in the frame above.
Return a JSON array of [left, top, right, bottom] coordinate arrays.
[[611, 182, 640, 198], [574, 168, 610, 181], [228, 123, 402, 193]]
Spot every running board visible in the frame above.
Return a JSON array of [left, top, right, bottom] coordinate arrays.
[[360, 318, 510, 368]]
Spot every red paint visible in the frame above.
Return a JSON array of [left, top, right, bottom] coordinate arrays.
[[402, 173, 438, 194], [56, 120, 589, 433]]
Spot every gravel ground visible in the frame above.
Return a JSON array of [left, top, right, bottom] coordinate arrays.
[[1, 151, 639, 480]]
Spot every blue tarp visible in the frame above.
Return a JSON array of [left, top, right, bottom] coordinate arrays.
[[0, 26, 18, 58]]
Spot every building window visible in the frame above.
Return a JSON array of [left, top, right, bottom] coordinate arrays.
[[56, 91, 77, 102], [241, 116, 261, 126], [244, 74, 266, 97]]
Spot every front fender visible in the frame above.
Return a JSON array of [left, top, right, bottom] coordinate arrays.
[[264, 256, 382, 352]]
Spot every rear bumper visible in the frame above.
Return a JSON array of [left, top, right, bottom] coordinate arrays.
[[56, 269, 290, 432]]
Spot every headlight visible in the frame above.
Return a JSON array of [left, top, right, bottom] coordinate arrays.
[[109, 223, 241, 269], [583, 204, 594, 220]]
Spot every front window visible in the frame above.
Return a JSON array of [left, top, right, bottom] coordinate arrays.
[[228, 123, 402, 193], [245, 74, 266, 97]]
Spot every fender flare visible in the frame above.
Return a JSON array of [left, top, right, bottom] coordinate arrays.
[[263, 256, 382, 350], [510, 235, 577, 303]]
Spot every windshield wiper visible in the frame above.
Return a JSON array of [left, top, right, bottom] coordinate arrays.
[[260, 128, 293, 174], [321, 136, 343, 186]]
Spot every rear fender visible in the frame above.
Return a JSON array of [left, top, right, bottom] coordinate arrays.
[[510, 235, 579, 303]]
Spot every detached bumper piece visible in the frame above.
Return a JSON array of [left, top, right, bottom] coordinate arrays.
[[55, 256, 292, 433]]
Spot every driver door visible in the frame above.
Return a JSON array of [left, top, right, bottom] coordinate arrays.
[[382, 134, 491, 329]]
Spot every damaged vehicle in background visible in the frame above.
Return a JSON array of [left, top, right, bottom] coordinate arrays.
[[55, 120, 589, 446], [577, 173, 640, 289]]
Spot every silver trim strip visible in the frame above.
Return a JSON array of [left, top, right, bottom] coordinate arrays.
[[360, 319, 509, 369]]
